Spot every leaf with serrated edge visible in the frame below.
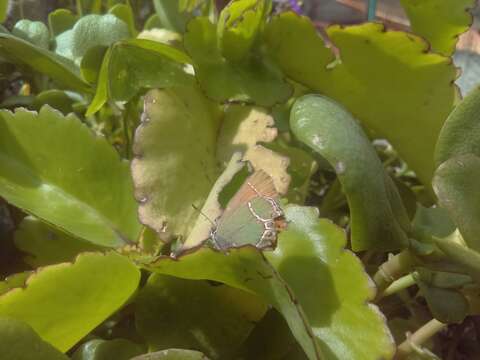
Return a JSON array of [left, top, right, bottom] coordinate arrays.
[[131, 87, 220, 239], [400, 0, 474, 55], [15, 216, 103, 267], [265, 14, 456, 185], [0, 106, 141, 247], [136, 274, 267, 357], [184, 16, 292, 106], [0, 252, 140, 352], [217, 105, 290, 194], [266, 206, 395, 360], [138, 246, 323, 360]]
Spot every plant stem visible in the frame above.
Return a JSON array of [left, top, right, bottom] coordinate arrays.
[[395, 319, 446, 359], [380, 273, 416, 299], [373, 249, 417, 299]]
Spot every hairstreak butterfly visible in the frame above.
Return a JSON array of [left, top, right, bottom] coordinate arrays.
[[210, 170, 287, 250]]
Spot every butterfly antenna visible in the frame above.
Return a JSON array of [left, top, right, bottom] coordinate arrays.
[[191, 204, 216, 227]]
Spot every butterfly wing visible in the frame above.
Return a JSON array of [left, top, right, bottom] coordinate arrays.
[[222, 170, 278, 217]]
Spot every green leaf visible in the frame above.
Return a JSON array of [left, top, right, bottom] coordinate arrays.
[[0, 317, 69, 360], [153, 0, 191, 33], [131, 87, 219, 238], [184, 16, 292, 106], [433, 154, 480, 251], [216, 105, 290, 194], [290, 94, 409, 251], [135, 274, 267, 358], [14, 216, 103, 267], [138, 246, 323, 360], [265, 138, 317, 204], [266, 206, 395, 360], [414, 275, 468, 323], [435, 236, 480, 285], [412, 205, 456, 238], [86, 47, 111, 116], [32, 89, 75, 114], [144, 14, 162, 30], [217, 0, 271, 62], [80, 45, 107, 84], [109, 4, 137, 36], [12, 20, 50, 49], [0, 0, 8, 23], [0, 252, 140, 352], [131, 349, 209, 360], [265, 14, 457, 185], [237, 309, 305, 359], [86, 39, 193, 115], [0, 32, 91, 93], [400, 0, 475, 55], [435, 86, 480, 166], [0, 272, 32, 296], [55, 14, 130, 65], [71, 339, 144, 360], [108, 39, 193, 102], [0, 106, 141, 247], [48, 9, 77, 36]]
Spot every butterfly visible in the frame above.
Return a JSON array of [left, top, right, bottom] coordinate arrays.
[[210, 170, 287, 250]]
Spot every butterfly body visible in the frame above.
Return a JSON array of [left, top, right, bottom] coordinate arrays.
[[210, 170, 286, 250]]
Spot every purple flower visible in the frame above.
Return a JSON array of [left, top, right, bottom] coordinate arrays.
[[288, 0, 302, 14]]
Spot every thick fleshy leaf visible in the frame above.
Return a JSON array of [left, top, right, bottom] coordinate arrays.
[[0, 106, 141, 247], [80, 45, 107, 84], [400, 0, 474, 55], [236, 309, 305, 359], [0, 0, 7, 22], [14, 216, 103, 267], [433, 154, 480, 251], [0, 32, 91, 93], [0, 252, 140, 352], [0, 317, 69, 360], [266, 206, 395, 360], [414, 276, 468, 324], [107, 39, 193, 102], [131, 349, 209, 360], [412, 205, 456, 239], [86, 39, 193, 115], [216, 105, 290, 194], [217, 0, 270, 62], [48, 9, 77, 36], [265, 138, 317, 204], [55, 14, 130, 65], [32, 89, 75, 114], [138, 247, 323, 360], [0, 272, 32, 296], [135, 274, 267, 357], [131, 87, 220, 238], [265, 14, 456, 184], [109, 4, 137, 36], [184, 17, 292, 106], [71, 339, 144, 360], [290, 94, 409, 251], [435, 85, 480, 166], [12, 20, 49, 49], [435, 236, 480, 285], [153, 0, 191, 33]]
